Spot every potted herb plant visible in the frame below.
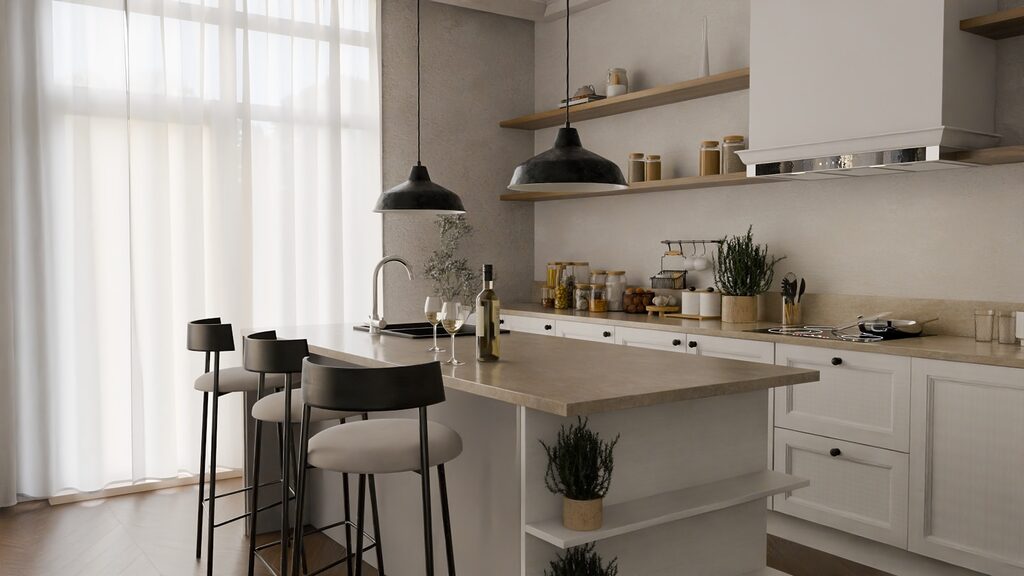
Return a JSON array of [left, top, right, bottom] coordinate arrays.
[[545, 543, 618, 576], [540, 417, 619, 531], [714, 225, 785, 323]]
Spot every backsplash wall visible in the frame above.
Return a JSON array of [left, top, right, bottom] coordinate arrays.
[[532, 0, 1024, 304]]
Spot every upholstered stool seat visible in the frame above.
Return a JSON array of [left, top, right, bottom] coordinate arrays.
[[193, 367, 296, 394], [308, 419, 463, 475], [252, 389, 358, 424]]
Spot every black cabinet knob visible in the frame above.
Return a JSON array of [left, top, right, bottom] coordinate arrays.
[[603, 331, 612, 338], [544, 324, 552, 331], [829, 448, 842, 457], [499, 319, 505, 325], [672, 339, 682, 346], [831, 357, 843, 366], [688, 341, 698, 348]]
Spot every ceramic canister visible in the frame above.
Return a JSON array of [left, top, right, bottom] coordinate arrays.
[[700, 289, 722, 317]]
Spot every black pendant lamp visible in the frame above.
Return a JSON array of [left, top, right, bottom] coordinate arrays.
[[375, 0, 465, 214], [507, 0, 627, 193]]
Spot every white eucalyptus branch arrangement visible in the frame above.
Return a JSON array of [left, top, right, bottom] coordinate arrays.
[[423, 215, 479, 304]]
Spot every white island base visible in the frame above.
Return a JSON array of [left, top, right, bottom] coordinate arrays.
[[306, 386, 804, 576]]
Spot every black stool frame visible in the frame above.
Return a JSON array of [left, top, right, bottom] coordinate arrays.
[[291, 358, 457, 576]]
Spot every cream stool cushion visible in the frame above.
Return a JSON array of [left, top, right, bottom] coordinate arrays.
[[194, 367, 299, 394], [307, 419, 462, 475], [252, 389, 359, 424]]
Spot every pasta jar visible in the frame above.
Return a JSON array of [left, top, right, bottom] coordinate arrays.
[[606, 271, 626, 311], [546, 262, 563, 288], [590, 283, 608, 313], [575, 284, 592, 312], [555, 265, 574, 310]]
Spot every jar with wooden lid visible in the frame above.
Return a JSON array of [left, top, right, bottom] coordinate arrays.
[[628, 153, 645, 184], [571, 262, 590, 285], [555, 265, 574, 310], [574, 283, 592, 312], [590, 283, 608, 313], [590, 270, 607, 286], [721, 135, 746, 174], [606, 271, 626, 311], [699, 140, 721, 176], [546, 262, 563, 289], [645, 154, 662, 181], [606, 68, 628, 97]]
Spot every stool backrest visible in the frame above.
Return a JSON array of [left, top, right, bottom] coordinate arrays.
[[301, 356, 445, 412], [187, 318, 235, 352], [243, 330, 309, 375]]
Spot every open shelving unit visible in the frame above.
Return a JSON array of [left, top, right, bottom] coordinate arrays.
[[523, 470, 808, 549], [500, 68, 750, 131], [499, 172, 766, 202], [960, 6, 1024, 39], [954, 145, 1024, 165]]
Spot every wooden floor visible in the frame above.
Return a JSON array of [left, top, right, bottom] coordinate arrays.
[[0, 477, 890, 576], [0, 478, 375, 576]]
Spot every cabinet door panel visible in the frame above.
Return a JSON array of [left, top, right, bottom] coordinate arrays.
[[686, 335, 775, 364], [773, 428, 909, 547], [775, 344, 911, 452], [910, 358, 1024, 576], [614, 326, 686, 352], [500, 315, 556, 336], [554, 320, 615, 343]]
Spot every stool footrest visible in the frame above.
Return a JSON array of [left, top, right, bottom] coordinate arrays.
[[203, 478, 281, 502]]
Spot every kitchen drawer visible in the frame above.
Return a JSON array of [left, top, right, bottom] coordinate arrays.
[[499, 315, 556, 336], [555, 320, 615, 343], [686, 334, 774, 364], [775, 344, 910, 452], [614, 326, 686, 352], [773, 428, 909, 548]]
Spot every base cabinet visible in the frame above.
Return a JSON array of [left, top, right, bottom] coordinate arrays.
[[909, 359, 1024, 576], [773, 428, 909, 548], [554, 319, 616, 343], [500, 315, 555, 336], [614, 326, 687, 352]]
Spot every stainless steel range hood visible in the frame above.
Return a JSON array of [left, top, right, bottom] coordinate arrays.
[[737, 0, 1001, 181]]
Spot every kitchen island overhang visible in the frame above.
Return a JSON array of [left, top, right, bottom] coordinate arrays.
[[275, 325, 819, 575]]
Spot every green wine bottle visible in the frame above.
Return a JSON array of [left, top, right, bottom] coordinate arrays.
[[476, 264, 500, 362]]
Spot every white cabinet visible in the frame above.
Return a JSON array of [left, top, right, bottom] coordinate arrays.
[[775, 344, 911, 452], [500, 315, 556, 336], [773, 428, 909, 548], [614, 327, 686, 352], [686, 335, 775, 365], [909, 359, 1024, 576], [555, 320, 615, 343]]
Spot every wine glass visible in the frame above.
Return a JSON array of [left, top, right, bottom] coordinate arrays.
[[440, 301, 469, 366], [424, 296, 445, 352]]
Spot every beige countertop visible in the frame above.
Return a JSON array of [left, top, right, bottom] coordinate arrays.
[[504, 303, 1024, 369], [276, 324, 818, 417]]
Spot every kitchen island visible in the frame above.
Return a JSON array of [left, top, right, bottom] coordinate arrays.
[[277, 324, 818, 576]]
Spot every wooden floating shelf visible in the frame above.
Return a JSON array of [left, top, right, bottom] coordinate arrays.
[[500, 172, 765, 202], [960, 7, 1024, 39], [954, 145, 1024, 165], [523, 470, 808, 549], [500, 68, 750, 131]]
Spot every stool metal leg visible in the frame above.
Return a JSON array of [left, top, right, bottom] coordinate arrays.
[[355, 474, 367, 576], [247, 374, 267, 576], [418, 408, 435, 576], [290, 406, 312, 576], [280, 376, 293, 576], [206, 353, 221, 576], [195, 390, 209, 559], [343, 473, 354, 576], [368, 475, 384, 574], [437, 464, 455, 576]]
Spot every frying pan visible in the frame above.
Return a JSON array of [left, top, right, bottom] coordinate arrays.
[[857, 317, 938, 340]]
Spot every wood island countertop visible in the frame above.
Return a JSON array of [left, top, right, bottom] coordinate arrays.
[[276, 324, 819, 417]]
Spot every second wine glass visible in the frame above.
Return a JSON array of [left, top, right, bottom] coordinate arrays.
[[440, 301, 469, 365], [424, 296, 445, 352]]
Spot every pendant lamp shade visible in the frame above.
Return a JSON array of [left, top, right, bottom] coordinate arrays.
[[507, 127, 627, 193], [375, 165, 465, 213]]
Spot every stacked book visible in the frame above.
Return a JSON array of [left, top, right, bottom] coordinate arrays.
[[558, 94, 606, 108]]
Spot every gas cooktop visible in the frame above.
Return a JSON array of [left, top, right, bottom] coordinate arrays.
[[747, 326, 887, 343]]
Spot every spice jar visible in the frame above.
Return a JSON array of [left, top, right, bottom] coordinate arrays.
[[575, 284, 592, 311], [699, 140, 721, 176], [606, 68, 628, 97], [606, 271, 626, 311], [628, 153, 645, 184], [721, 135, 746, 174], [645, 154, 662, 181], [590, 283, 608, 313], [555, 266, 575, 310]]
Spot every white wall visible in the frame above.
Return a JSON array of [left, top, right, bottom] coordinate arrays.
[[532, 0, 1024, 302]]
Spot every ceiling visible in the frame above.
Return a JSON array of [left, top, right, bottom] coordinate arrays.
[[429, 0, 612, 22]]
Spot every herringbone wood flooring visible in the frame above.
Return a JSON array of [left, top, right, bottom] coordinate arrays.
[[0, 479, 375, 576]]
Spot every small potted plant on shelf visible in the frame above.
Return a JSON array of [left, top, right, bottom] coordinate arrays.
[[544, 543, 619, 576], [714, 225, 785, 323], [540, 417, 619, 532]]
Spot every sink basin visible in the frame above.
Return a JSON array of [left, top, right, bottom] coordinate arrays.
[[354, 322, 509, 339]]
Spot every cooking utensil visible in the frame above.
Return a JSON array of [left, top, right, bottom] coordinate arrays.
[[796, 278, 805, 303], [858, 317, 938, 339], [781, 272, 797, 303]]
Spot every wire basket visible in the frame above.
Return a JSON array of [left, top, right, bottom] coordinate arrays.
[[650, 270, 687, 289]]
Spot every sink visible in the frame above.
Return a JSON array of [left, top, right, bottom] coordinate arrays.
[[354, 322, 508, 339]]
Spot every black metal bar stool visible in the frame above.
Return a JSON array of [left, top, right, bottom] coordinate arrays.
[[291, 358, 463, 576], [243, 331, 364, 576], [189, 318, 299, 576]]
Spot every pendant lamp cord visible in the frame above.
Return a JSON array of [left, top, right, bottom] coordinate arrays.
[[417, 0, 422, 165], [564, 0, 570, 128]]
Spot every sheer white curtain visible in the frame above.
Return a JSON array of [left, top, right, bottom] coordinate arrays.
[[0, 0, 382, 506]]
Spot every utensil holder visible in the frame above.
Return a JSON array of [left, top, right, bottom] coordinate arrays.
[[782, 302, 802, 326]]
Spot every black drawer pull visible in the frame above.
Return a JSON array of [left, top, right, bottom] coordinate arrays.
[[831, 357, 843, 366], [544, 324, 552, 331], [687, 341, 698, 348], [829, 448, 842, 457], [499, 319, 505, 325], [603, 331, 612, 338], [672, 339, 682, 346]]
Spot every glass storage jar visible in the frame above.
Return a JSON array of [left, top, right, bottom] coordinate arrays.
[[628, 153, 646, 184], [546, 262, 563, 289], [555, 265, 574, 310], [700, 140, 721, 176], [575, 284, 592, 312], [721, 135, 746, 174], [572, 262, 590, 286], [590, 283, 608, 313], [590, 270, 607, 286], [542, 286, 555, 308], [606, 271, 626, 311]]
